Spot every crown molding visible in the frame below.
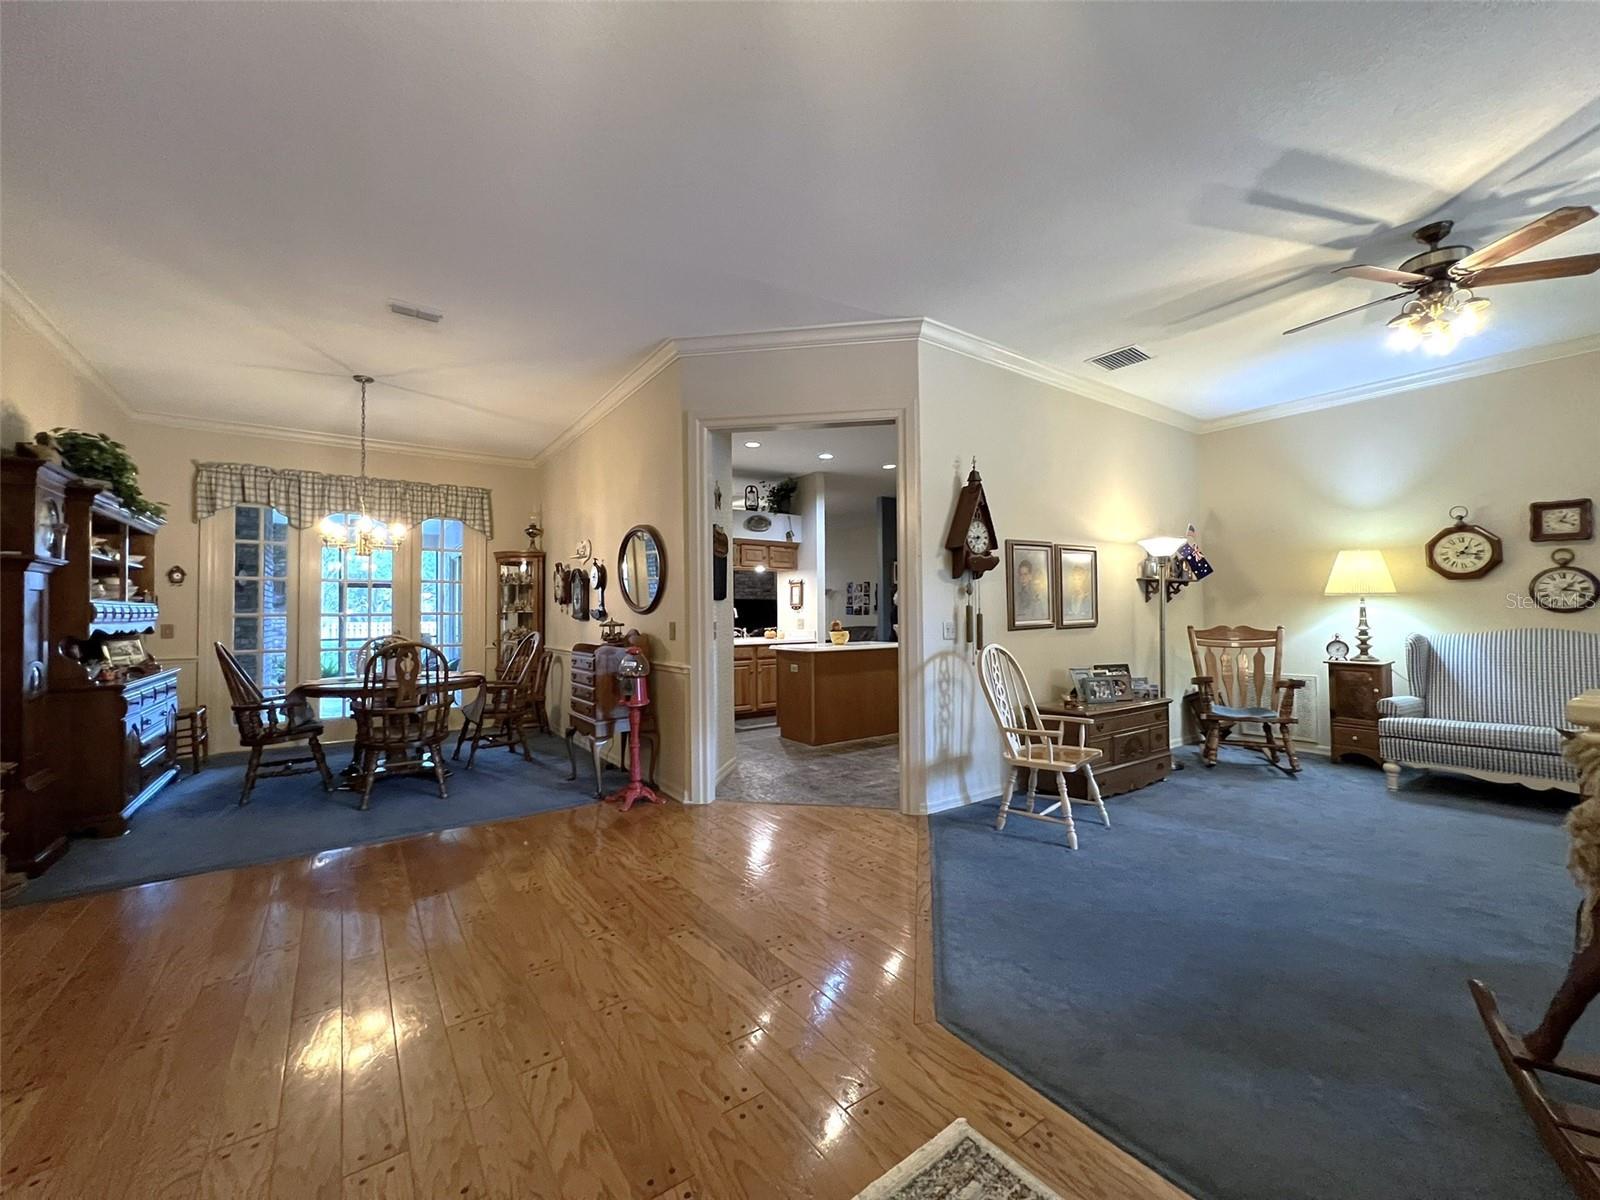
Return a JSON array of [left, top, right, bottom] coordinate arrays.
[[672, 318, 927, 357], [527, 339, 678, 470], [1, 271, 138, 419], [914, 318, 1202, 432], [1196, 333, 1600, 434]]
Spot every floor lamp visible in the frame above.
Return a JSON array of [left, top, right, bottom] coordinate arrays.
[[1137, 535, 1190, 697]]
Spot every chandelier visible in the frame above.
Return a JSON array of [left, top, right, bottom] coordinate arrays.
[[317, 374, 407, 556], [1386, 285, 1490, 356]]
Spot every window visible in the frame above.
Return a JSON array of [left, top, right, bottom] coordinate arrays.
[[230, 505, 290, 691], [316, 514, 396, 717], [419, 518, 465, 669]]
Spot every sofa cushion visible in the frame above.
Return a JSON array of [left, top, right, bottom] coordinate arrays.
[[1378, 716, 1564, 756], [1405, 629, 1600, 726]]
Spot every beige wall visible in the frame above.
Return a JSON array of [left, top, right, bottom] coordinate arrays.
[[1196, 350, 1600, 708], [528, 362, 691, 797], [917, 342, 1201, 809], [825, 509, 883, 630], [2, 295, 541, 748]]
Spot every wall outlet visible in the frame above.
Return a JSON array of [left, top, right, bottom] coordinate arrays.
[[941, 620, 955, 641]]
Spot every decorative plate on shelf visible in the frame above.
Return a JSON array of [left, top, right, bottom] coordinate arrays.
[[743, 513, 773, 532]]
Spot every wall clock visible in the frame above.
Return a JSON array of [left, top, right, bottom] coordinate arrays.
[[1325, 634, 1350, 661], [944, 461, 1000, 579], [1530, 498, 1594, 543], [1531, 549, 1599, 613], [1426, 506, 1503, 580]]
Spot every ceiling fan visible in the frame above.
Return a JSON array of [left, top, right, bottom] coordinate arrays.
[[1284, 204, 1599, 352]]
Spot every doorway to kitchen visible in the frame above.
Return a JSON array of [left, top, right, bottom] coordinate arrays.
[[714, 421, 902, 808]]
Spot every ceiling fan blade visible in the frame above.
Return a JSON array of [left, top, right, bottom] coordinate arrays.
[[1458, 253, 1600, 287], [1333, 264, 1430, 286], [1452, 205, 1598, 273], [1282, 292, 1409, 336]]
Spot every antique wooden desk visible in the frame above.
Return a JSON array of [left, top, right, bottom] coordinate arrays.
[[1035, 695, 1173, 799]]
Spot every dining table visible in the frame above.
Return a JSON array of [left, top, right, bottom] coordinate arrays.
[[289, 671, 487, 787]]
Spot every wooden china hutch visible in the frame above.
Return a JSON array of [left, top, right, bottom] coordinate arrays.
[[494, 548, 545, 659], [1, 455, 181, 873]]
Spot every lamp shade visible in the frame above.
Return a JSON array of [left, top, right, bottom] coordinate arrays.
[[1324, 550, 1396, 596], [1138, 535, 1188, 558]]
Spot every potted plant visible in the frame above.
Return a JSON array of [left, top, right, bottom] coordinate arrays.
[[765, 477, 799, 514], [44, 428, 166, 519]]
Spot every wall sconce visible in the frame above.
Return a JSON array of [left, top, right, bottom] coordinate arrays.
[[789, 578, 805, 610]]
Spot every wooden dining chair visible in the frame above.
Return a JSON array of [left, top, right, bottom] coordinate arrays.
[[352, 639, 454, 809], [454, 631, 541, 768], [527, 645, 554, 735], [1186, 624, 1304, 773], [214, 642, 334, 805], [977, 642, 1108, 850]]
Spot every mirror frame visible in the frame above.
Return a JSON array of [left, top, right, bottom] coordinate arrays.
[[618, 524, 667, 615]]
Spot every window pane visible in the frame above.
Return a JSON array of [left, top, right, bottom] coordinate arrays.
[[267, 511, 289, 542], [421, 551, 438, 581], [263, 616, 288, 651], [234, 543, 261, 577], [348, 553, 370, 582], [233, 617, 260, 650], [421, 582, 438, 612], [264, 580, 286, 613], [445, 522, 464, 550], [320, 616, 339, 640], [321, 546, 344, 579], [321, 582, 340, 613], [234, 506, 260, 540], [237, 652, 262, 682], [234, 579, 259, 614], [348, 587, 370, 614], [264, 544, 289, 577], [264, 653, 288, 691], [373, 587, 393, 614], [320, 650, 340, 677], [371, 549, 394, 579], [418, 519, 465, 673]]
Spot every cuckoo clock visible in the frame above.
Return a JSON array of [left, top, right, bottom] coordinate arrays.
[[945, 462, 1000, 579]]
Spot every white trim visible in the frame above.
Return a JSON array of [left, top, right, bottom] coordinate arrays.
[[528, 340, 677, 470], [2, 271, 138, 419], [916, 319, 1202, 432], [673, 319, 926, 357], [142, 410, 534, 468], [1198, 333, 1600, 434]]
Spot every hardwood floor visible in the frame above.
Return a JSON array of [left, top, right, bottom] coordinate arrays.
[[0, 800, 1187, 1199]]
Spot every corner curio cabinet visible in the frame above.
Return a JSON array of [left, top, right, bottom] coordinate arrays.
[[494, 549, 545, 663]]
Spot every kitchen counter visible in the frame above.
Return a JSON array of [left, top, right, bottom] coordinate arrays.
[[773, 641, 897, 653], [734, 636, 810, 647], [775, 643, 898, 745]]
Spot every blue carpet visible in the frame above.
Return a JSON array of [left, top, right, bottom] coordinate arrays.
[[11, 736, 599, 907], [930, 756, 1584, 1200]]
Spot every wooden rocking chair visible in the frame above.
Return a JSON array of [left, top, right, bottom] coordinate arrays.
[[1186, 624, 1304, 773], [978, 643, 1109, 850]]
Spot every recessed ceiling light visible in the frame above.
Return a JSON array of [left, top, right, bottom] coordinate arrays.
[[744, 441, 762, 448], [817, 452, 834, 460], [882, 463, 896, 470]]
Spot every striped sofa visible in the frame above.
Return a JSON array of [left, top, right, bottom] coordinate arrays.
[[1378, 629, 1600, 794]]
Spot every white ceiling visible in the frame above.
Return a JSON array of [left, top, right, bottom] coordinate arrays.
[[5, 3, 1599, 456], [732, 423, 898, 520]]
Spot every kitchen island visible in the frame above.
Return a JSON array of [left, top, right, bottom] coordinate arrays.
[[774, 642, 898, 746]]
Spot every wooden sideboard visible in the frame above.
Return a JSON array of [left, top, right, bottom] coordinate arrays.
[[1329, 659, 1393, 766], [1036, 696, 1173, 799]]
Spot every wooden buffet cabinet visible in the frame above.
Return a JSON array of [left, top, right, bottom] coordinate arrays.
[[733, 642, 778, 717], [1, 456, 180, 873]]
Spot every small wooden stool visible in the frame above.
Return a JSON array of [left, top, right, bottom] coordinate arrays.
[[175, 705, 209, 774]]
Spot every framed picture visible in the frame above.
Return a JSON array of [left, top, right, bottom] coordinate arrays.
[[1092, 662, 1130, 676], [1055, 545, 1098, 629], [1005, 540, 1055, 630]]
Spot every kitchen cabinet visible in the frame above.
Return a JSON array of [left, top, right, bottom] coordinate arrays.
[[732, 642, 778, 716], [733, 540, 799, 571]]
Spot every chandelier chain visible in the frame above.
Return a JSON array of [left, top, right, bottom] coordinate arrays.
[[358, 376, 369, 512]]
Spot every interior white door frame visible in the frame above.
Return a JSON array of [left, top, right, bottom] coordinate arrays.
[[685, 407, 924, 813]]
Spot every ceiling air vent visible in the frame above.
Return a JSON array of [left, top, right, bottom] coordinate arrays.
[[388, 300, 444, 324], [1086, 344, 1151, 371]]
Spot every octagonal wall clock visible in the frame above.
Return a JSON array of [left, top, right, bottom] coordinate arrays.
[[1426, 506, 1503, 580]]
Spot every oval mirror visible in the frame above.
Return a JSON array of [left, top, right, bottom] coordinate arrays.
[[618, 524, 666, 614]]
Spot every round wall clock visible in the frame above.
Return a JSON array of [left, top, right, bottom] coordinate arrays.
[[1325, 634, 1350, 661], [1531, 549, 1599, 613], [1426, 506, 1503, 580]]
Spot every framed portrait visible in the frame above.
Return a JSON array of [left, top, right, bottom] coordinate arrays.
[[1054, 545, 1098, 629], [1005, 540, 1055, 630]]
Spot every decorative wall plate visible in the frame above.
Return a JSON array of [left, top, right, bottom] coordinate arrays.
[[743, 513, 773, 532]]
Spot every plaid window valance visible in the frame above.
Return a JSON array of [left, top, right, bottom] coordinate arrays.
[[194, 462, 494, 538]]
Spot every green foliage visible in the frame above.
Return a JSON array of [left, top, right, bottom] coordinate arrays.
[[765, 476, 799, 514], [45, 428, 166, 519]]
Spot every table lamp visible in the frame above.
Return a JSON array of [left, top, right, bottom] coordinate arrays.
[[1324, 550, 1396, 662]]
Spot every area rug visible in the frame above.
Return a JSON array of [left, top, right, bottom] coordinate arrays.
[[8, 735, 599, 907], [852, 1119, 1064, 1200], [929, 756, 1584, 1200]]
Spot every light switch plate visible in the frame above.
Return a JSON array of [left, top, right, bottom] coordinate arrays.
[[941, 620, 955, 641]]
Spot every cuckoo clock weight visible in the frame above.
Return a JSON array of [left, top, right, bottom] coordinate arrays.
[[944, 460, 1000, 650]]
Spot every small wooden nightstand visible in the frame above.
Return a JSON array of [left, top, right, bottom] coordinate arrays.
[[1328, 660, 1392, 766]]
